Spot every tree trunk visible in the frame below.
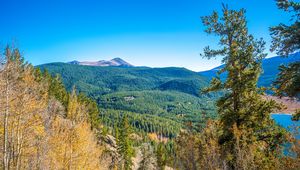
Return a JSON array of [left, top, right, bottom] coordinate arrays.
[[3, 70, 9, 170], [16, 115, 21, 170]]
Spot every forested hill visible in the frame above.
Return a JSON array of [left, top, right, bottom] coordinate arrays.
[[38, 63, 210, 97], [199, 52, 300, 87], [38, 63, 218, 135]]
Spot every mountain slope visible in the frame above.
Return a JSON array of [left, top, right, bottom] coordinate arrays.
[[38, 63, 217, 131], [38, 63, 210, 97], [99, 90, 216, 123], [68, 57, 133, 67], [199, 52, 300, 87]]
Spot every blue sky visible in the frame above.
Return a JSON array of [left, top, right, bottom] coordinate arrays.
[[0, 0, 292, 71]]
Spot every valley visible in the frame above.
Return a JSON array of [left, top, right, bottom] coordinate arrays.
[[1, 0, 299, 169], [37, 53, 299, 137], [38, 62, 219, 135]]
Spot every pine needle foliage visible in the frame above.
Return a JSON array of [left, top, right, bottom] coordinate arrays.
[[201, 5, 287, 168]]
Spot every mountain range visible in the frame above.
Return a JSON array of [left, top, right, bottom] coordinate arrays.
[[37, 52, 299, 133], [64, 52, 300, 89], [199, 52, 300, 87]]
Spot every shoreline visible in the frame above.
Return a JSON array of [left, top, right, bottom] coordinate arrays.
[[271, 113, 293, 116]]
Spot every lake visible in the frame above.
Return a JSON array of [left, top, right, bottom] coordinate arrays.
[[271, 114, 299, 139], [271, 114, 299, 129]]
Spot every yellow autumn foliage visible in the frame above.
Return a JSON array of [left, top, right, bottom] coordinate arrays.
[[47, 117, 102, 169], [0, 47, 104, 169]]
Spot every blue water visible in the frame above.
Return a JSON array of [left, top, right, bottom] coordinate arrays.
[[271, 114, 300, 156], [271, 114, 299, 130], [271, 114, 299, 140]]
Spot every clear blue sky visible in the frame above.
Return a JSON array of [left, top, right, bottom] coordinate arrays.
[[0, 0, 291, 71]]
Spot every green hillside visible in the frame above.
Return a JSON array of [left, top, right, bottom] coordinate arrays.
[[38, 63, 209, 96], [38, 62, 218, 134], [99, 90, 216, 121]]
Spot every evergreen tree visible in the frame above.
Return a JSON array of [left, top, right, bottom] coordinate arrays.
[[46, 73, 68, 107], [270, 0, 300, 121], [270, 0, 300, 56], [201, 5, 287, 168], [78, 93, 101, 129], [117, 114, 134, 170], [270, 0, 300, 100], [155, 143, 166, 170]]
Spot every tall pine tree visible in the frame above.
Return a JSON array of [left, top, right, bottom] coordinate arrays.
[[201, 5, 287, 168], [117, 114, 134, 170]]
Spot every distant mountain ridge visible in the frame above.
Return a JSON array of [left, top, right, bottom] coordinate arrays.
[[37, 63, 210, 97], [39, 52, 300, 95], [199, 52, 300, 87], [68, 57, 133, 67]]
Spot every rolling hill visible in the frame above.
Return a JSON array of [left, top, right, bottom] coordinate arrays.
[[38, 62, 218, 133], [38, 62, 210, 97]]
